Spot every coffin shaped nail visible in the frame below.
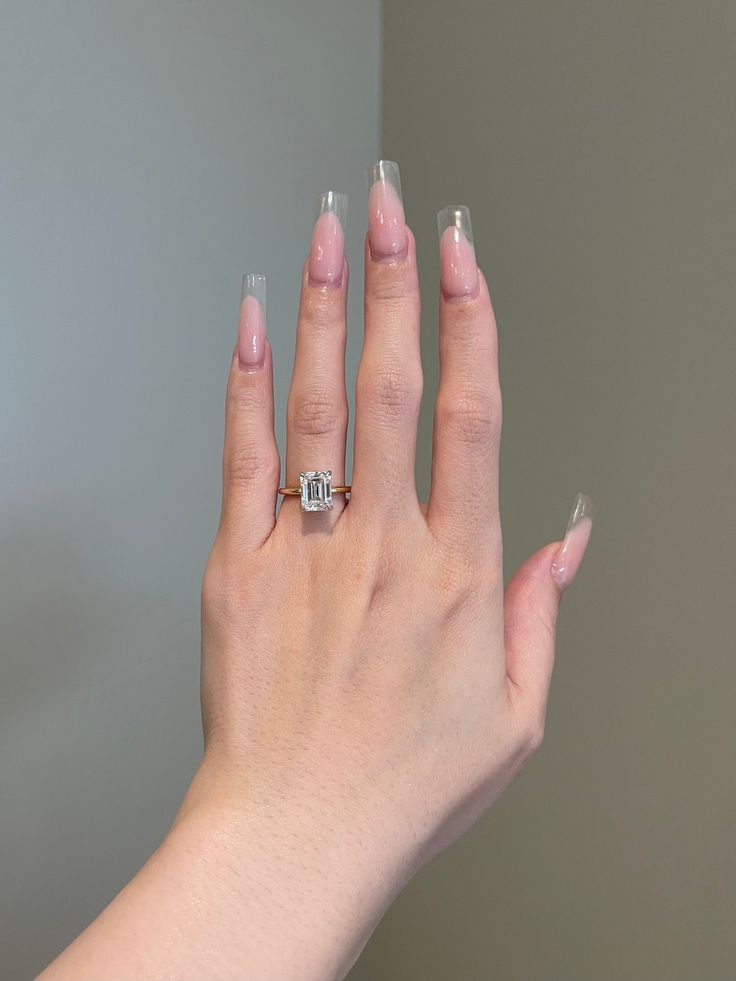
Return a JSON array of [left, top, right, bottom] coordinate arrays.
[[309, 190, 347, 287], [437, 205, 479, 298], [367, 160, 407, 260], [239, 273, 267, 370], [551, 492, 594, 590]]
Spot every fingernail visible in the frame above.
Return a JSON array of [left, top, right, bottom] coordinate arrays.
[[551, 492, 594, 590], [437, 205, 479, 298], [238, 274, 267, 371], [367, 159, 407, 261], [308, 190, 347, 287]]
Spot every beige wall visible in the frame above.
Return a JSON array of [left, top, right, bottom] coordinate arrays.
[[350, 2, 736, 978]]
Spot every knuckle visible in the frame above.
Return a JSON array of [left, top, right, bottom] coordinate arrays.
[[445, 299, 496, 341], [227, 379, 266, 416], [225, 441, 279, 489], [288, 388, 347, 439], [366, 265, 421, 305], [357, 366, 423, 417], [300, 289, 344, 334], [437, 389, 501, 446]]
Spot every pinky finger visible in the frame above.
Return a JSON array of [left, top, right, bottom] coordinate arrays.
[[220, 274, 280, 551]]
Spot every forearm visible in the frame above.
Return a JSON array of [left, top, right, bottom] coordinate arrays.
[[38, 764, 411, 981]]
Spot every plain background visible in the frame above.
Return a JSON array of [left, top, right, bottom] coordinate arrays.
[[351, 1, 736, 979], [0, 1, 379, 975], [1, 2, 735, 979]]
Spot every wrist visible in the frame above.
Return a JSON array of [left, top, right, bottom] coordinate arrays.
[[170, 755, 413, 980]]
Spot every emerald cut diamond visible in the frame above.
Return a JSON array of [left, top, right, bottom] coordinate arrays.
[[299, 471, 333, 512]]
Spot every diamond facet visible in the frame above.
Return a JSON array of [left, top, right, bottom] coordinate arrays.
[[299, 471, 333, 512]]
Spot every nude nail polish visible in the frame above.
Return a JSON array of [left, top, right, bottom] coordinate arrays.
[[309, 190, 347, 287], [437, 205, 479, 298], [551, 492, 594, 590], [367, 160, 407, 260], [239, 274, 266, 371]]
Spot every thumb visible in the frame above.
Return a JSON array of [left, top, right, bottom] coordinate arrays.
[[504, 493, 594, 705]]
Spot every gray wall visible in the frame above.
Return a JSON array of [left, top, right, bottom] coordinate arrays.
[[349, 2, 736, 979], [3, 3, 735, 979], [0, 2, 379, 975]]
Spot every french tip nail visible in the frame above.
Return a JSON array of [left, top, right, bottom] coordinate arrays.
[[437, 205, 478, 298], [565, 491, 595, 533], [366, 159, 403, 199], [238, 273, 267, 370], [551, 491, 594, 591], [367, 160, 407, 260], [437, 204, 474, 245], [316, 190, 348, 230], [309, 191, 347, 287], [241, 272, 267, 305]]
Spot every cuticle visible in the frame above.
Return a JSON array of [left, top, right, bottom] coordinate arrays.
[[237, 360, 265, 374], [369, 245, 409, 265], [307, 275, 344, 290], [442, 283, 481, 304]]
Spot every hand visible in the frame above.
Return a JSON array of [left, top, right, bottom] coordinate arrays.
[[191, 164, 593, 973], [39, 162, 592, 981]]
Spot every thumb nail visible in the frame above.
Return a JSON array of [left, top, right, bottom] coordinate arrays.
[[551, 492, 594, 590]]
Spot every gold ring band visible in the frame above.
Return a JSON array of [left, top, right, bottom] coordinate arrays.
[[278, 486, 351, 496]]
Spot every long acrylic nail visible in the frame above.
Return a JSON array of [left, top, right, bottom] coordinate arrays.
[[551, 492, 594, 590], [308, 191, 347, 287], [367, 160, 407, 260], [437, 205, 479, 298], [238, 274, 267, 371]]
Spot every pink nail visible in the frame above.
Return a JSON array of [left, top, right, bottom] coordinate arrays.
[[551, 493, 594, 590], [238, 276, 266, 371], [308, 192, 347, 287], [437, 205, 479, 298], [367, 160, 407, 260]]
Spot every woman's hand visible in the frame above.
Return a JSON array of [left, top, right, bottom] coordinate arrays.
[[192, 161, 593, 974], [40, 162, 592, 981]]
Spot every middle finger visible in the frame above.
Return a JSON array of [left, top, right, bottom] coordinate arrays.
[[283, 191, 349, 525]]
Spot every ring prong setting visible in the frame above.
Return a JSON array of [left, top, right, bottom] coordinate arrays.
[[299, 471, 333, 512]]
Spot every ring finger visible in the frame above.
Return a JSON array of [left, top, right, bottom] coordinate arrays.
[[282, 191, 350, 526]]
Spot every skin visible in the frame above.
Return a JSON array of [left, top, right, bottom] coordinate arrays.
[[39, 168, 591, 981]]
